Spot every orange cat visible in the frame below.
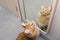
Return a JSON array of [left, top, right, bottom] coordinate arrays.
[[37, 6, 52, 27], [16, 21, 40, 40]]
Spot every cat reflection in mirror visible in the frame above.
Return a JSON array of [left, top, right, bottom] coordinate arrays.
[[37, 6, 52, 31], [16, 21, 40, 40]]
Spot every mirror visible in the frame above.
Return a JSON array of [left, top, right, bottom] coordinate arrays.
[[22, 0, 58, 34]]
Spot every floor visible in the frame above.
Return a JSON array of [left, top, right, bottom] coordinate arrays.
[[0, 6, 50, 40]]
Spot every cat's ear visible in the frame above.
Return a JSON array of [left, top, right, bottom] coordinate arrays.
[[21, 21, 31, 28], [48, 6, 52, 12], [21, 23, 26, 28]]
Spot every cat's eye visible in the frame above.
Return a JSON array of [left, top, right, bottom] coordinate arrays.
[[20, 0, 58, 36]]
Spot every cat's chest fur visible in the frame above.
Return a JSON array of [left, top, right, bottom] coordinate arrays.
[[16, 32, 35, 40], [38, 13, 50, 25]]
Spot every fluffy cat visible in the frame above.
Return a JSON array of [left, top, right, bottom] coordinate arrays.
[[38, 6, 52, 26], [16, 21, 40, 40]]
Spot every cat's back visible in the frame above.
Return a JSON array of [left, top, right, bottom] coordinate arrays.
[[16, 32, 35, 40], [16, 32, 27, 40]]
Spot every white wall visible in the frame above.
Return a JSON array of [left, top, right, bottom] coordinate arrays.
[[47, 0, 60, 40], [0, 0, 20, 17]]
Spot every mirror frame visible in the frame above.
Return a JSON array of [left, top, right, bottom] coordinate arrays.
[[21, 0, 58, 35]]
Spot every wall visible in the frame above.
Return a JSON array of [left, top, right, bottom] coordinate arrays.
[[47, 0, 60, 40], [0, 0, 20, 17]]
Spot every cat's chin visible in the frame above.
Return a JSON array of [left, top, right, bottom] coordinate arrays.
[[24, 32, 35, 38]]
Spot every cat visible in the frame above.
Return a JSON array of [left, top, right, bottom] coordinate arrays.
[[16, 21, 40, 40], [37, 6, 52, 31]]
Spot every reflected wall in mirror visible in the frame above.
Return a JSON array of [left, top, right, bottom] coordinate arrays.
[[23, 0, 58, 34]]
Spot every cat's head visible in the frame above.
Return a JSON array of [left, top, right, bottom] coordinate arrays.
[[41, 6, 52, 18], [21, 21, 40, 38]]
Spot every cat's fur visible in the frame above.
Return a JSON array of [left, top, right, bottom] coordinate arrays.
[[16, 32, 35, 40], [16, 21, 40, 40], [38, 6, 52, 26]]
